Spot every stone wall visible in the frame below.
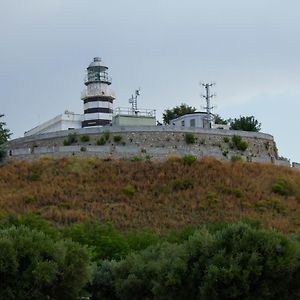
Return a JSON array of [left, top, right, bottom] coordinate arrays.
[[6, 126, 288, 165]]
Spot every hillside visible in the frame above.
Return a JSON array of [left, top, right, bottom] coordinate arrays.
[[0, 157, 300, 233]]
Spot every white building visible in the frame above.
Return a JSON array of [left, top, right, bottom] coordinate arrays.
[[24, 111, 82, 137], [171, 112, 230, 130], [171, 112, 212, 129]]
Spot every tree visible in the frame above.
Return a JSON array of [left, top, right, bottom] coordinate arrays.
[[230, 116, 261, 132], [0, 114, 11, 162], [163, 103, 197, 125], [214, 114, 228, 125], [0, 226, 91, 300]]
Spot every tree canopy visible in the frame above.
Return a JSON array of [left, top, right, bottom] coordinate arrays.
[[163, 103, 197, 125], [0, 114, 11, 162], [230, 116, 261, 132], [0, 226, 91, 300], [214, 114, 228, 125]]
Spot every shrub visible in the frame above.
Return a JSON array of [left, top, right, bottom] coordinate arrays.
[[97, 137, 106, 145], [232, 188, 245, 198], [172, 179, 194, 191], [0, 226, 90, 300], [231, 155, 242, 162], [182, 155, 197, 165], [103, 130, 110, 141], [80, 146, 87, 152], [63, 139, 71, 146], [23, 195, 37, 204], [231, 135, 248, 151], [255, 198, 287, 214], [272, 177, 293, 196], [130, 156, 142, 162], [223, 137, 230, 143], [63, 133, 77, 146], [63, 222, 129, 262], [113, 223, 300, 300], [80, 134, 90, 142], [185, 133, 196, 144], [123, 184, 135, 196], [222, 150, 228, 157], [113, 135, 122, 143], [28, 170, 41, 181], [126, 229, 158, 251]]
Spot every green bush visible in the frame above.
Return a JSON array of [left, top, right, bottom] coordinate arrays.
[[0, 226, 90, 300], [63, 133, 77, 146], [223, 137, 230, 143], [182, 155, 197, 165], [130, 156, 142, 162], [97, 137, 106, 146], [231, 155, 242, 162], [28, 170, 41, 181], [103, 130, 110, 141], [123, 184, 135, 196], [23, 194, 37, 204], [272, 177, 293, 196], [230, 135, 248, 151], [80, 134, 90, 142], [63, 139, 71, 146], [80, 146, 87, 152], [113, 223, 300, 300], [63, 222, 129, 262], [185, 133, 196, 144], [172, 179, 194, 191], [113, 135, 122, 143]]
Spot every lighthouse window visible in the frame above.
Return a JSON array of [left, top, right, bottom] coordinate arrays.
[[190, 119, 195, 127]]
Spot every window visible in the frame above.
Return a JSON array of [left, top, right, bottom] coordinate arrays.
[[181, 120, 185, 127], [190, 119, 195, 127]]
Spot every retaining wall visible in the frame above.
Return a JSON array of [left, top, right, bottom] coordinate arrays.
[[6, 126, 288, 166]]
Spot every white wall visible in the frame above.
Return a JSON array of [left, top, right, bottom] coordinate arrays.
[[24, 113, 82, 136]]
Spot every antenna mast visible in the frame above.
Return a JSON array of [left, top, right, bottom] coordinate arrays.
[[129, 88, 141, 115], [201, 83, 216, 128]]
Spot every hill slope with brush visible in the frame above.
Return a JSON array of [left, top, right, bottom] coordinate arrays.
[[0, 157, 300, 233]]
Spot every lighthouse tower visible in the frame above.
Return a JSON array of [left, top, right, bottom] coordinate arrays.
[[81, 57, 115, 127]]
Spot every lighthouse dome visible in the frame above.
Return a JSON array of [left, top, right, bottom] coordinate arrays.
[[88, 57, 108, 71]]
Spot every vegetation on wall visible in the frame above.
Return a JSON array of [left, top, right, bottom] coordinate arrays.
[[63, 133, 78, 146]]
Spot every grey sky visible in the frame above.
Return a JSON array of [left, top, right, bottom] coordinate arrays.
[[0, 0, 299, 162]]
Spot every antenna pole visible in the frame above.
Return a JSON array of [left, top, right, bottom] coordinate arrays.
[[129, 88, 141, 115], [201, 83, 215, 128]]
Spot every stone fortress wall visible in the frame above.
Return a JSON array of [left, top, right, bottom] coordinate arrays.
[[6, 126, 290, 166]]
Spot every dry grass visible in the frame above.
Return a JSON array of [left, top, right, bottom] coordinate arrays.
[[0, 157, 300, 233]]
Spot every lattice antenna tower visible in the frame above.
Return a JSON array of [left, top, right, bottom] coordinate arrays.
[[200, 82, 216, 128], [129, 88, 141, 114]]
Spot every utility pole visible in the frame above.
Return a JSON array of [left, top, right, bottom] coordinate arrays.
[[201, 83, 216, 128]]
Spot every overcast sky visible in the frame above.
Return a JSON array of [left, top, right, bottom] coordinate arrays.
[[0, 0, 299, 162]]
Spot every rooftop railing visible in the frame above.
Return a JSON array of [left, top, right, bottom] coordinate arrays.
[[114, 107, 156, 118]]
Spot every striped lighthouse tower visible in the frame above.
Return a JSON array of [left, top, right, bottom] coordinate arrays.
[[81, 57, 115, 127]]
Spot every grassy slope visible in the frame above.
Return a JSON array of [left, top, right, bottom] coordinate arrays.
[[0, 157, 300, 233]]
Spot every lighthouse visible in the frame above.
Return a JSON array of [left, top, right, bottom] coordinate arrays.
[[81, 57, 115, 127]]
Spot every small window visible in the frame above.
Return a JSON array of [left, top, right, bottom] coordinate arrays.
[[190, 119, 195, 127], [181, 120, 185, 127]]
